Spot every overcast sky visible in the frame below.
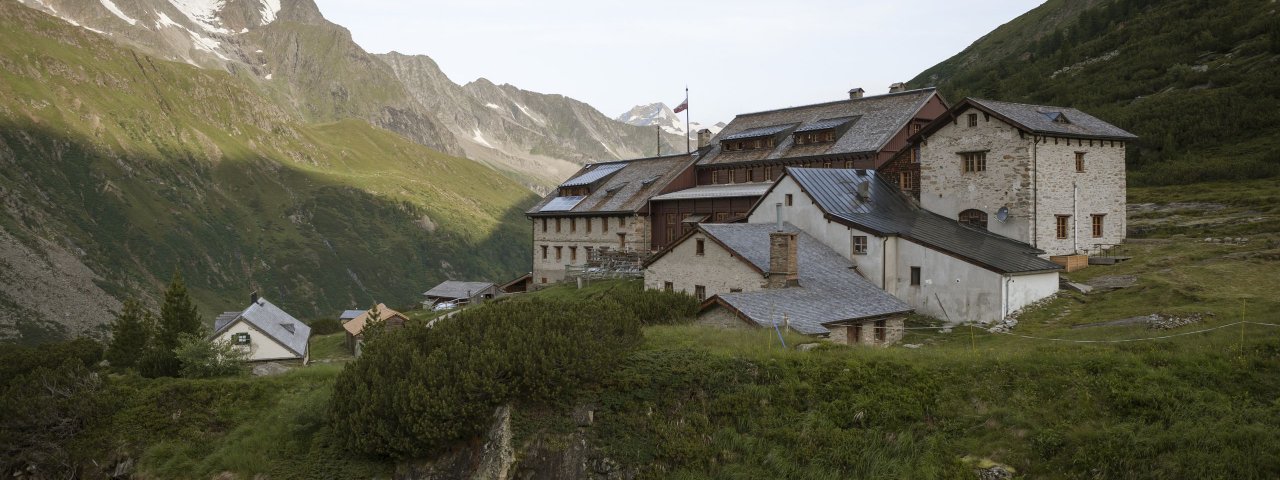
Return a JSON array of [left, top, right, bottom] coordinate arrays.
[[312, 0, 1043, 125]]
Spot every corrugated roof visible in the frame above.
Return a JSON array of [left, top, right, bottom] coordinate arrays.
[[649, 182, 773, 201], [699, 88, 938, 166], [968, 98, 1137, 140], [211, 298, 311, 357], [423, 280, 496, 300], [794, 116, 857, 133], [785, 168, 1062, 274], [527, 154, 697, 216], [698, 223, 911, 335], [559, 162, 627, 187]]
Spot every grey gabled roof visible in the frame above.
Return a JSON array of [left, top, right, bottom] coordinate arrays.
[[527, 154, 697, 216], [423, 280, 496, 299], [339, 310, 365, 321], [699, 223, 912, 335], [210, 298, 311, 357], [214, 311, 240, 331], [966, 98, 1137, 140], [649, 182, 773, 201], [698, 88, 939, 166], [784, 168, 1062, 274]]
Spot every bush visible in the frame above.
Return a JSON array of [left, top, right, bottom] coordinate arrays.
[[174, 332, 247, 378], [306, 317, 344, 336], [329, 297, 643, 458]]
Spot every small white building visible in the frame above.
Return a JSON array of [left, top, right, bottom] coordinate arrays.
[[211, 294, 311, 362], [749, 168, 1062, 324], [909, 98, 1137, 256]]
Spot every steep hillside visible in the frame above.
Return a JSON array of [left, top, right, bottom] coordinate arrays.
[[0, 1, 534, 344], [379, 52, 688, 191], [910, 0, 1280, 185]]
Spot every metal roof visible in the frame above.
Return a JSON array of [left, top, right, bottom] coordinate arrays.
[[649, 182, 774, 201], [559, 162, 627, 187], [423, 280, 497, 300], [527, 154, 697, 216], [210, 298, 311, 357], [785, 168, 1062, 274], [967, 98, 1137, 140], [697, 223, 911, 335], [539, 196, 586, 212], [338, 309, 365, 320], [699, 88, 939, 166], [719, 123, 799, 141], [214, 311, 240, 331]]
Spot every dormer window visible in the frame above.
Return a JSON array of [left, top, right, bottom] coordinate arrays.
[[719, 123, 797, 152], [1042, 111, 1071, 124], [794, 130, 836, 145], [792, 117, 855, 146]]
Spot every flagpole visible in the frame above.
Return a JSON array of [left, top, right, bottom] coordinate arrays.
[[656, 125, 660, 157], [685, 86, 691, 154]]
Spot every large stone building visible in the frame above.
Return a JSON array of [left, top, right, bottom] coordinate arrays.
[[883, 98, 1137, 256], [643, 222, 911, 346], [526, 154, 697, 285]]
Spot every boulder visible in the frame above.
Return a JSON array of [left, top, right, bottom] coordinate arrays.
[[251, 362, 289, 377]]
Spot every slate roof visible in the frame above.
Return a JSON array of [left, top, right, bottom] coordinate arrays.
[[781, 168, 1062, 274], [214, 311, 240, 331], [527, 154, 697, 216], [919, 98, 1137, 141], [423, 280, 496, 300], [698, 88, 939, 166], [695, 223, 912, 335], [210, 297, 311, 357], [343, 303, 407, 336], [649, 182, 773, 201]]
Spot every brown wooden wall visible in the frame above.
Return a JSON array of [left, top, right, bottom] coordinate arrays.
[[649, 196, 760, 250]]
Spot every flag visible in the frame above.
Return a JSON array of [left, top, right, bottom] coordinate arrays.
[[673, 97, 688, 114]]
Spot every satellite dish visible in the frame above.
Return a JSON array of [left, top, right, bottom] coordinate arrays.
[[996, 206, 1010, 223]]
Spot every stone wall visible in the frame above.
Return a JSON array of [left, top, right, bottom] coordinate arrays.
[[1028, 136, 1127, 256], [532, 214, 648, 286], [826, 316, 905, 346], [695, 305, 753, 329], [643, 232, 765, 298]]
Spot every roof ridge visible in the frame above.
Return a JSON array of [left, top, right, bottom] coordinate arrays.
[[732, 88, 937, 118]]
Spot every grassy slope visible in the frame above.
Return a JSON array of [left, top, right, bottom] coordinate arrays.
[[0, 2, 534, 340], [909, 0, 1280, 185], [89, 181, 1280, 478]]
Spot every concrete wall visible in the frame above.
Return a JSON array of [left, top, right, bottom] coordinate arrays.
[[918, 106, 1128, 256], [1004, 271, 1061, 316], [826, 316, 905, 346], [891, 238, 1006, 323], [215, 319, 302, 362], [643, 232, 765, 298], [532, 214, 648, 286]]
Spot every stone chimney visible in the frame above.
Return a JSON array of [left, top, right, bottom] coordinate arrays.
[[250, 290, 259, 304], [697, 128, 712, 148], [888, 82, 906, 93], [767, 231, 799, 288], [848, 87, 865, 99]]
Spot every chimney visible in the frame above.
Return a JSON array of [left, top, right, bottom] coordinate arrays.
[[888, 82, 906, 93], [250, 290, 259, 304], [857, 181, 870, 200], [697, 128, 712, 148], [767, 230, 800, 289], [848, 87, 865, 99]]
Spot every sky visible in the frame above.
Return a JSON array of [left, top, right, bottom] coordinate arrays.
[[311, 0, 1044, 125]]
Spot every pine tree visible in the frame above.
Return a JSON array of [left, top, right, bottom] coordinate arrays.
[[105, 298, 152, 369], [142, 270, 203, 377]]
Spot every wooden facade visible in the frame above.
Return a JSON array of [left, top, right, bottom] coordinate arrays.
[[649, 196, 760, 250]]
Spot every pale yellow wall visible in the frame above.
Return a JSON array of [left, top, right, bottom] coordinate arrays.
[[214, 318, 303, 361]]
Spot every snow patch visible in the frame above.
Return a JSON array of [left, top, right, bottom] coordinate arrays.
[[187, 29, 230, 61], [264, 73, 273, 80], [100, 0, 138, 25], [167, 0, 230, 34], [513, 103, 544, 126], [254, 49, 264, 53], [154, 11, 182, 28], [258, 0, 281, 24], [238, 27, 248, 33], [484, 103, 501, 110], [471, 128, 494, 148]]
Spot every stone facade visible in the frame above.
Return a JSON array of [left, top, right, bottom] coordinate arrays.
[[766, 231, 798, 288], [826, 316, 905, 347], [642, 232, 765, 299], [532, 214, 649, 286], [695, 305, 754, 329], [917, 107, 1127, 256]]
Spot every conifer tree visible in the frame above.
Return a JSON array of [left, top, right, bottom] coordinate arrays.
[[105, 298, 152, 369], [141, 270, 203, 377]]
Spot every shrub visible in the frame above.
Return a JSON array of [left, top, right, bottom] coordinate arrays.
[[174, 332, 247, 378], [305, 317, 344, 336]]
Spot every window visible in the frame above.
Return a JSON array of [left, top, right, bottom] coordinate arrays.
[[695, 285, 706, 301], [852, 235, 868, 255], [618, 233, 626, 249], [844, 160, 853, 168], [555, 246, 563, 261], [874, 320, 887, 343], [585, 246, 593, 258], [664, 281, 673, 292], [712, 170, 721, 184], [747, 169, 756, 182], [541, 277, 547, 284], [899, 171, 913, 191], [1075, 152, 1086, 172], [714, 212, 729, 222], [967, 113, 978, 127], [555, 218, 562, 233], [785, 194, 793, 206], [570, 246, 577, 262], [540, 245, 548, 260], [586, 217, 593, 233], [910, 267, 921, 286], [729, 288, 742, 293], [541, 218, 547, 233], [1056, 215, 1071, 239], [764, 166, 773, 180], [1092, 214, 1105, 238], [959, 209, 988, 229], [823, 161, 833, 168], [233, 332, 250, 345], [665, 213, 677, 243], [696, 238, 705, 256], [570, 218, 577, 233], [961, 151, 987, 172]]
